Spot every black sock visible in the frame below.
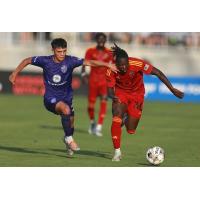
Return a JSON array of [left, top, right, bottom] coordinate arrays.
[[61, 114, 72, 137]]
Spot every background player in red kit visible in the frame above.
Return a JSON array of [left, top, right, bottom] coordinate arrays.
[[82, 33, 113, 136], [106, 44, 184, 161]]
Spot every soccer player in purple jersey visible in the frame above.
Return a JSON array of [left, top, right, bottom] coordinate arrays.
[[9, 38, 117, 156]]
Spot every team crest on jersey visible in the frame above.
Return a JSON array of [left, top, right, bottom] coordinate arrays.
[[53, 75, 61, 83], [61, 65, 67, 73], [129, 71, 135, 78]]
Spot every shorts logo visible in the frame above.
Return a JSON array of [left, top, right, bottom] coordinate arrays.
[[144, 64, 150, 71], [53, 75, 61, 83], [51, 98, 56, 103], [61, 65, 67, 73]]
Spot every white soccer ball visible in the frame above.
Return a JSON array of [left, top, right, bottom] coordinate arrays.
[[146, 146, 165, 165]]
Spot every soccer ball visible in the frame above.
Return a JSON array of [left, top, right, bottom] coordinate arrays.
[[146, 146, 165, 165]]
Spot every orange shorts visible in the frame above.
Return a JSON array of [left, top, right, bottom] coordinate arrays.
[[115, 90, 144, 119], [88, 82, 107, 102]]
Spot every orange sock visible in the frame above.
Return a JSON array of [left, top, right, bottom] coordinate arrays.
[[88, 102, 95, 120], [98, 100, 107, 125], [111, 117, 122, 149]]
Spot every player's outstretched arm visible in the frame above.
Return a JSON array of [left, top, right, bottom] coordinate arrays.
[[81, 64, 88, 84], [9, 57, 32, 85], [83, 59, 118, 73], [151, 67, 184, 99]]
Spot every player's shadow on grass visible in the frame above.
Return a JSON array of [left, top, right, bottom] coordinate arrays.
[[0, 145, 68, 159], [40, 125, 87, 134], [51, 148, 111, 159]]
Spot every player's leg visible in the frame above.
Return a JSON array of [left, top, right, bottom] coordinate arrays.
[[88, 84, 97, 134], [125, 95, 144, 134], [111, 102, 127, 161], [55, 101, 80, 153], [125, 115, 140, 134], [96, 83, 108, 136]]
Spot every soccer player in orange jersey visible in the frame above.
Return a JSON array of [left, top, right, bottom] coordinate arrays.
[[106, 44, 184, 161], [82, 33, 113, 136]]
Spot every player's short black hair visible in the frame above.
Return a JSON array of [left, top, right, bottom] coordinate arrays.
[[111, 43, 129, 62], [51, 38, 67, 49], [95, 32, 107, 41]]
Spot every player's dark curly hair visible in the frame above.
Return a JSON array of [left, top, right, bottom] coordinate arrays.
[[95, 32, 107, 41], [111, 43, 129, 62], [51, 38, 67, 49]]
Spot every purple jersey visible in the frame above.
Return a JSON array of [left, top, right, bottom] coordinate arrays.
[[31, 55, 84, 104]]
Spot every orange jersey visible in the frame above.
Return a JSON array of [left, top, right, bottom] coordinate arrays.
[[106, 57, 154, 95], [85, 47, 113, 83]]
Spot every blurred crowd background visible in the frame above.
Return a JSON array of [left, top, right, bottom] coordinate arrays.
[[0, 32, 199, 102], [1, 32, 200, 76], [1, 32, 200, 47]]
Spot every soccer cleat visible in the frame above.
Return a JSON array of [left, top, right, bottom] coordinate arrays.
[[63, 138, 74, 156], [112, 150, 122, 162], [94, 124, 103, 137], [67, 140, 80, 151], [67, 148, 74, 156], [88, 121, 96, 135], [63, 137, 80, 156]]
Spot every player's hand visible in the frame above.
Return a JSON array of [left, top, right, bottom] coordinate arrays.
[[172, 87, 184, 99], [9, 72, 17, 85], [109, 64, 118, 73]]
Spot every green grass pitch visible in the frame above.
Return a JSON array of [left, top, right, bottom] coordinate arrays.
[[0, 94, 200, 167]]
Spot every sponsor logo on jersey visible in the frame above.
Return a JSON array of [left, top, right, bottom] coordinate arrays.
[[51, 98, 57, 103], [61, 65, 67, 73], [52, 75, 61, 83], [144, 64, 150, 71]]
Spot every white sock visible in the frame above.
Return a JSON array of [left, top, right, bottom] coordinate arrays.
[[115, 148, 121, 154], [65, 136, 73, 143], [96, 124, 102, 131]]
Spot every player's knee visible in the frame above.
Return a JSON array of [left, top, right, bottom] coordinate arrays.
[[127, 129, 136, 134], [63, 106, 70, 115], [112, 116, 122, 125]]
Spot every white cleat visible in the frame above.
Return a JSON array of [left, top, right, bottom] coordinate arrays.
[[112, 150, 122, 162], [63, 137, 80, 156], [95, 129, 103, 137], [67, 148, 74, 156], [94, 124, 103, 137]]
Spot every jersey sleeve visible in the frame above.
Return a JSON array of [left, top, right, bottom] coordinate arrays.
[[141, 60, 154, 74], [130, 58, 153, 74], [85, 49, 92, 60], [71, 56, 84, 69], [31, 56, 46, 68], [106, 69, 116, 88]]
